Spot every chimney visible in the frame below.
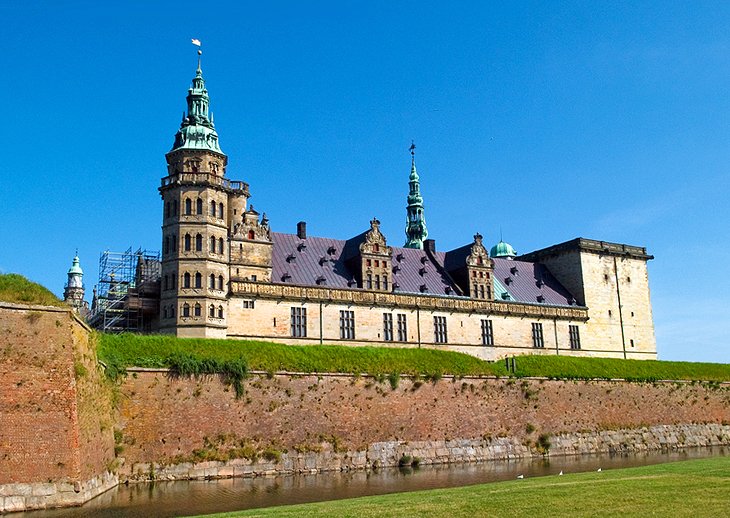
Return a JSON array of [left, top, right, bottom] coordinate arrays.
[[297, 221, 307, 239], [424, 239, 436, 253]]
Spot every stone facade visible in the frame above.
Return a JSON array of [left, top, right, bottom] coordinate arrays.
[[156, 60, 657, 361]]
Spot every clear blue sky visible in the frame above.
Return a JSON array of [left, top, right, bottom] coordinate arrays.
[[2, 1, 729, 362]]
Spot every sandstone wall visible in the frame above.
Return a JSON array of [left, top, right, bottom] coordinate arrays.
[[116, 369, 730, 480]]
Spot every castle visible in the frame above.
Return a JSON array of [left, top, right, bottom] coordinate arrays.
[[83, 56, 657, 361]]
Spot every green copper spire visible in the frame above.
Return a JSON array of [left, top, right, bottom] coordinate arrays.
[[170, 51, 224, 154], [404, 142, 428, 249]]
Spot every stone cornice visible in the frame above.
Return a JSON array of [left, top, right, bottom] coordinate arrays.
[[231, 281, 588, 321], [519, 237, 653, 262]]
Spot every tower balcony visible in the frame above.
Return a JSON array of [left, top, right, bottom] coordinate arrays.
[[160, 171, 250, 196]]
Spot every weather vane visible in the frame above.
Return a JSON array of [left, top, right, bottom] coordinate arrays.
[[409, 140, 416, 157]]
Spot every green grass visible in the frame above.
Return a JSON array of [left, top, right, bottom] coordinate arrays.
[[509, 355, 730, 382], [97, 333, 730, 383], [0, 273, 64, 307], [192, 456, 730, 517], [97, 333, 505, 380]]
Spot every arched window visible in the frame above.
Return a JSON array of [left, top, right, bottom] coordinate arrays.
[[218, 305, 224, 318], [163, 306, 168, 319], [210, 236, 216, 253], [183, 272, 191, 288], [182, 303, 190, 317], [171, 272, 176, 289], [164, 236, 170, 254], [185, 198, 192, 215], [209, 274, 215, 289], [219, 202, 224, 218], [196, 198, 203, 215], [218, 275, 224, 290], [210, 200, 216, 217], [195, 234, 203, 252], [195, 272, 202, 288], [218, 237, 224, 254], [194, 303, 201, 317], [209, 304, 215, 318], [373, 243, 380, 252], [477, 256, 483, 265], [247, 229, 255, 240], [173, 200, 178, 216], [171, 234, 177, 252], [184, 234, 191, 252], [170, 305, 175, 318]]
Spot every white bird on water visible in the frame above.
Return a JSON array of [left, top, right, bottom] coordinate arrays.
[[517, 474, 524, 479]]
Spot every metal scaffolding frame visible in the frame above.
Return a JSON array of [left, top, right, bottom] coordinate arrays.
[[90, 247, 161, 333]]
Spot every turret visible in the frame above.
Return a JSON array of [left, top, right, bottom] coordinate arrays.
[[63, 253, 87, 313], [404, 142, 428, 249]]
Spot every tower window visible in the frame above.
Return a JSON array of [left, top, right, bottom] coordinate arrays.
[[196, 198, 203, 215], [195, 272, 202, 288], [172, 234, 177, 252], [184, 234, 191, 252], [209, 304, 215, 318], [210, 200, 216, 217], [173, 200, 178, 216], [182, 303, 190, 318], [171, 272, 176, 289], [219, 237, 224, 254], [218, 305, 224, 318], [163, 275, 169, 291], [210, 236, 216, 253], [185, 198, 192, 215], [209, 274, 215, 289], [194, 303, 201, 317], [218, 275, 224, 290], [165, 201, 171, 218], [219, 202, 224, 218], [183, 272, 191, 288], [195, 234, 203, 252]]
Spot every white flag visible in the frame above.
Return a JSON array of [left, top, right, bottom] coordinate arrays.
[[191, 38, 201, 47]]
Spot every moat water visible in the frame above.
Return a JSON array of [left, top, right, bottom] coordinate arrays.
[[21, 447, 728, 518]]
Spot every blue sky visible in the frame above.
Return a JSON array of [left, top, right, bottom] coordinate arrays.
[[2, 1, 729, 362]]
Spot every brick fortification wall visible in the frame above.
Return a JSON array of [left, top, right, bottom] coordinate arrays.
[[117, 370, 730, 481], [0, 303, 116, 513]]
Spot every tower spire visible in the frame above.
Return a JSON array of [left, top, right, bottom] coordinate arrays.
[[404, 141, 428, 249]]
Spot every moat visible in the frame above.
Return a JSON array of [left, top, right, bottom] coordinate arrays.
[[20, 447, 728, 518]]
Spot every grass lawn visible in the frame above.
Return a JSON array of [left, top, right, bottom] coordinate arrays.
[[191, 456, 730, 518], [0, 273, 64, 307]]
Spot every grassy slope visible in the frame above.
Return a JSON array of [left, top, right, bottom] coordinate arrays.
[[0, 273, 64, 307], [194, 456, 730, 518], [98, 333, 730, 381]]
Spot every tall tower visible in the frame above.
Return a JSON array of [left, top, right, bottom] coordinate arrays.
[[404, 142, 428, 249], [63, 253, 87, 312], [158, 51, 250, 338]]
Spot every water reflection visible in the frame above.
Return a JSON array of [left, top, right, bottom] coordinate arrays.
[[21, 447, 728, 518]]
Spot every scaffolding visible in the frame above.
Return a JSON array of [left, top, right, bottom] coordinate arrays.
[[90, 247, 161, 333]]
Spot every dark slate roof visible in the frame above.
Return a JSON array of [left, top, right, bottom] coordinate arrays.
[[270, 232, 578, 306], [492, 258, 576, 306]]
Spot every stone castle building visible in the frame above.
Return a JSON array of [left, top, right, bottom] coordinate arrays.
[[152, 57, 657, 360]]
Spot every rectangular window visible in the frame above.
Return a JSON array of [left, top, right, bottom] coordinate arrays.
[[434, 316, 448, 344], [481, 319, 493, 346], [569, 325, 581, 349], [242, 300, 255, 309], [339, 310, 355, 339], [290, 307, 307, 337], [383, 313, 393, 341], [397, 314, 407, 342], [366, 274, 372, 289], [532, 322, 545, 348]]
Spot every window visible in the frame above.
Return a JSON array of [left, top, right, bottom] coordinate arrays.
[[339, 310, 355, 339], [163, 306, 168, 319], [397, 314, 407, 341], [434, 316, 448, 343], [532, 323, 545, 348], [196, 198, 203, 215], [247, 229, 255, 240], [218, 275, 224, 290], [164, 236, 170, 254], [171, 234, 177, 252], [366, 273, 372, 289], [173, 200, 178, 216], [182, 303, 190, 317], [171, 272, 176, 289], [185, 198, 192, 215], [218, 306, 224, 318], [383, 313, 393, 341], [481, 319, 493, 346], [569, 325, 581, 349], [209, 274, 215, 289], [375, 275, 380, 290], [210, 236, 216, 253], [183, 272, 191, 288], [242, 300, 255, 309], [290, 307, 307, 337], [210, 200, 216, 217], [209, 304, 215, 317], [194, 303, 201, 317], [219, 237, 224, 254], [479, 285, 485, 299], [165, 201, 171, 218], [169, 305, 175, 318], [195, 234, 203, 252], [184, 234, 191, 252], [383, 275, 389, 291], [219, 202, 224, 218], [195, 272, 202, 288]]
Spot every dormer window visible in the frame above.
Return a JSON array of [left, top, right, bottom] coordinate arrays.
[[319, 256, 327, 266], [396, 253, 403, 262], [373, 244, 380, 252], [316, 276, 326, 285], [419, 267, 426, 276], [420, 284, 428, 293], [537, 295, 545, 303], [297, 243, 307, 252], [327, 246, 337, 255], [477, 256, 483, 265], [281, 273, 292, 282], [505, 277, 512, 285], [510, 266, 518, 275], [420, 256, 427, 264], [286, 254, 296, 263], [445, 286, 453, 294]]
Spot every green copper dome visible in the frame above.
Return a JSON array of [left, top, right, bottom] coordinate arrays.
[[490, 240, 517, 259], [67, 255, 83, 275]]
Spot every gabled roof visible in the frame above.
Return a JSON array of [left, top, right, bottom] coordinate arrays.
[[492, 258, 576, 306]]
